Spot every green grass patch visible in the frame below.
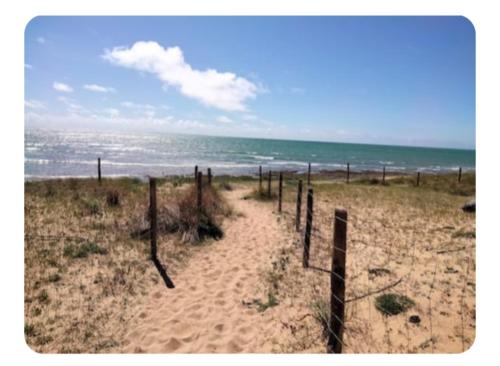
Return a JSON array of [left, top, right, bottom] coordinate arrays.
[[375, 293, 415, 316], [25, 323, 37, 337], [256, 292, 279, 312], [63, 242, 108, 259], [310, 298, 330, 339]]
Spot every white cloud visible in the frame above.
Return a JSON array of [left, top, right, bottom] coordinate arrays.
[[216, 115, 233, 124], [25, 63, 33, 70], [121, 101, 155, 110], [103, 41, 260, 111], [53, 82, 73, 93], [84, 84, 116, 93], [36, 37, 46, 44], [24, 100, 45, 109]]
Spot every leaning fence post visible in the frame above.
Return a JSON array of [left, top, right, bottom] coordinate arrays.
[[303, 188, 313, 268], [346, 163, 350, 184], [267, 170, 272, 198], [149, 177, 157, 260], [296, 180, 303, 232], [278, 172, 283, 212], [327, 208, 348, 354], [259, 165, 263, 193], [207, 168, 212, 186], [194, 165, 198, 181], [97, 157, 102, 183], [307, 162, 311, 186], [382, 165, 386, 183], [416, 172, 420, 187], [458, 167, 462, 183], [197, 171, 203, 211]]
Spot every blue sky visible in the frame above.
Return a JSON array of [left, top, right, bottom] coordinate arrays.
[[25, 16, 475, 149]]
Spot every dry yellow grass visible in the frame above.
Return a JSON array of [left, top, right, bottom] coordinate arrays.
[[271, 173, 475, 353], [24, 172, 475, 353], [24, 177, 230, 353]]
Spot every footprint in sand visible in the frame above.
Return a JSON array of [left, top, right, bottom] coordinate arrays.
[[214, 323, 225, 332], [163, 337, 183, 352], [226, 340, 243, 352]]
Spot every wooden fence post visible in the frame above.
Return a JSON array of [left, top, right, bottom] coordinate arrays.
[[327, 208, 348, 354], [197, 171, 203, 211], [207, 168, 212, 186], [458, 167, 462, 183], [97, 157, 101, 183], [382, 165, 386, 183], [267, 170, 272, 198], [149, 177, 157, 260], [416, 172, 420, 187], [307, 162, 311, 186], [259, 165, 263, 193], [194, 165, 198, 181], [303, 188, 313, 268], [346, 163, 350, 184], [278, 172, 283, 212], [296, 179, 303, 232]]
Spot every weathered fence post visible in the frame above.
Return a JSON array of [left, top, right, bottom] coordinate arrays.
[[307, 162, 311, 186], [197, 171, 203, 211], [382, 165, 386, 183], [278, 172, 283, 212], [207, 168, 212, 186], [416, 172, 420, 187], [194, 165, 198, 181], [303, 188, 313, 268], [149, 177, 157, 260], [259, 165, 263, 193], [296, 179, 303, 232], [327, 208, 348, 354], [458, 167, 462, 183], [346, 163, 350, 184], [267, 170, 272, 198], [97, 157, 102, 183]]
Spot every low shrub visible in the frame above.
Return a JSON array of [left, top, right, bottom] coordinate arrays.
[[375, 293, 415, 316]]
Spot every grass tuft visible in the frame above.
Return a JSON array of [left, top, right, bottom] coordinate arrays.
[[63, 242, 108, 259], [375, 293, 415, 316], [310, 298, 330, 339]]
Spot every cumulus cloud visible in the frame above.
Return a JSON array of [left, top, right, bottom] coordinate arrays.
[[25, 63, 33, 70], [25, 100, 46, 109], [53, 82, 73, 93], [84, 84, 116, 93], [102, 41, 259, 111], [36, 37, 46, 44]]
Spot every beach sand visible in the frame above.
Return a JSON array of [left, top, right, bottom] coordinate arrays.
[[24, 173, 475, 353]]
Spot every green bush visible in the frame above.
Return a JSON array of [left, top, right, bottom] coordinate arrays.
[[375, 293, 415, 316]]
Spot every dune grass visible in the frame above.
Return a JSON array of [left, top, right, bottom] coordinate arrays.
[[24, 177, 231, 353]]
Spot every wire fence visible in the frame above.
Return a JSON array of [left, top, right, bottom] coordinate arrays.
[[264, 165, 475, 354]]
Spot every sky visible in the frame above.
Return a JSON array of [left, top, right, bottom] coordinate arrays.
[[24, 16, 475, 149]]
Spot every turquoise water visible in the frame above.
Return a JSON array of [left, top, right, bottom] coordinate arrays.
[[25, 129, 475, 179]]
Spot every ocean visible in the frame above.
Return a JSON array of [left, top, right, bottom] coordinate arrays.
[[24, 129, 475, 180]]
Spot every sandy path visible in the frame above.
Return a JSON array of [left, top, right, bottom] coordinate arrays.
[[119, 187, 288, 353]]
